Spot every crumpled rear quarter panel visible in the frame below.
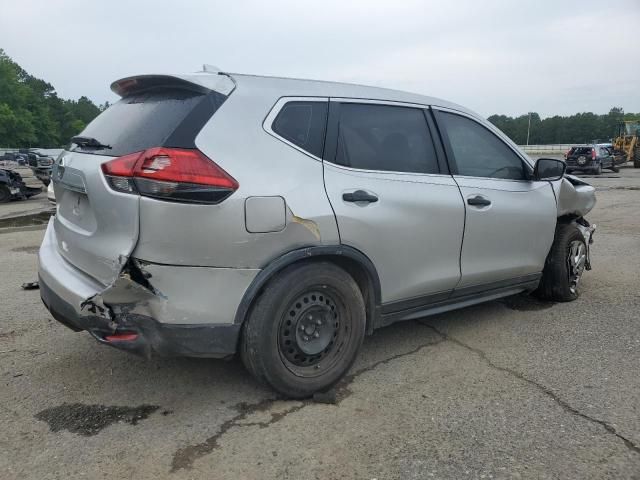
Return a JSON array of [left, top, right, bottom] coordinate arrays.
[[98, 261, 259, 325], [131, 84, 339, 269]]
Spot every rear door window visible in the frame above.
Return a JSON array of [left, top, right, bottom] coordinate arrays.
[[74, 89, 225, 157], [332, 103, 439, 174], [272, 101, 328, 158]]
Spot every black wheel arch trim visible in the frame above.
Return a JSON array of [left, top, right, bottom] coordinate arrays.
[[233, 245, 382, 334]]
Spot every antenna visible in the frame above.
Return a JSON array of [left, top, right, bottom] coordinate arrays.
[[201, 64, 221, 74]]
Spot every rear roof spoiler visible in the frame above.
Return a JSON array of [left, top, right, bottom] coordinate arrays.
[[111, 71, 236, 98]]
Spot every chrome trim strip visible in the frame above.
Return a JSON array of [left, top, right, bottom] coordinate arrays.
[[329, 97, 430, 109], [325, 161, 453, 179]]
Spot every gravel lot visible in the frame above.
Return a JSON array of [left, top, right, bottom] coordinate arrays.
[[1, 167, 639, 479]]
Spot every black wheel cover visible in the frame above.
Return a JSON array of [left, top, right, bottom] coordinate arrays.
[[277, 288, 351, 378]]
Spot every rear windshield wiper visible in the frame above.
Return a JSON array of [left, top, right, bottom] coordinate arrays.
[[71, 136, 112, 150]]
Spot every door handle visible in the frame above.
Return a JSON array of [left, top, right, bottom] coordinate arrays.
[[467, 195, 491, 207], [342, 190, 378, 203]]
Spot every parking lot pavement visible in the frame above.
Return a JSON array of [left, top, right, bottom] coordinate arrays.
[[1, 167, 639, 479], [0, 195, 51, 225]]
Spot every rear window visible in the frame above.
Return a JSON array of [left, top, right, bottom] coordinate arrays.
[[571, 147, 593, 155], [73, 89, 225, 157], [272, 101, 328, 158]]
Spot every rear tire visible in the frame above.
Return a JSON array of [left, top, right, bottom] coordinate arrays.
[[0, 185, 11, 203], [593, 163, 602, 175], [634, 148, 640, 168], [241, 262, 366, 398], [535, 223, 587, 302]]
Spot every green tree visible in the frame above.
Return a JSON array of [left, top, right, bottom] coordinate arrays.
[[0, 48, 102, 147], [489, 108, 640, 144], [0, 103, 37, 145]]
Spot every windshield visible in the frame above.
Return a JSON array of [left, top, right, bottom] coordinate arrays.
[[624, 122, 640, 135], [570, 147, 592, 155]]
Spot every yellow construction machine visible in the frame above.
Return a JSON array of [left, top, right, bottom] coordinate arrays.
[[612, 120, 640, 168]]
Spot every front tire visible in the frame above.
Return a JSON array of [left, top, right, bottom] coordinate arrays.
[[241, 262, 366, 398], [536, 223, 587, 302]]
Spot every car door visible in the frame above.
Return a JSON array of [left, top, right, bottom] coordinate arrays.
[[599, 146, 612, 168], [322, 100, 465, 308], [433, 108, 557, 290]]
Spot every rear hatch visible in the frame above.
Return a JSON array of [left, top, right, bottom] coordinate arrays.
[[567, 146, 593, 165], [53, 75, 230, 286]]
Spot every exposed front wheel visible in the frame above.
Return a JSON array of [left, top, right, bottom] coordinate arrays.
[[241, 262, 366, 398], [535, 223, 587, 302]]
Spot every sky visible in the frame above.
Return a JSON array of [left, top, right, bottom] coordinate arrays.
[[1, 0, 638, 118]]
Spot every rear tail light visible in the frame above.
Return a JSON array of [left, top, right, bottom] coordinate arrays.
[[591, 148, 596, 160], [101, 148, 238, 204]]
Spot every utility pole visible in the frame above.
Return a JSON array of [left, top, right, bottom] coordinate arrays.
[[526, 112, 532, 146]]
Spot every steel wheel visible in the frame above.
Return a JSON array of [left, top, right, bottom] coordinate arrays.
[[278, 289, 350, 378], [241, 262, 365, 398], [567, 239, 586, 295]]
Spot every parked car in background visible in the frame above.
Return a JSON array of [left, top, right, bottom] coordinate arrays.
[[565, 144, 618, 174], [19, 149, 55, 186], [39, 70, 597, 398], [0, 151, 28, 166], [0, 168, 42, 203]]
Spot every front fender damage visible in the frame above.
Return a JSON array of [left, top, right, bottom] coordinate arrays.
[[556, 175, 596, 218], [553, 175, 597, 269]]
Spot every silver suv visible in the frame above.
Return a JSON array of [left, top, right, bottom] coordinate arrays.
[[39, 69, 596, 398]]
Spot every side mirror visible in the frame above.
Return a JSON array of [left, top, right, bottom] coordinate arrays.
[[534, 158, 566, 181]]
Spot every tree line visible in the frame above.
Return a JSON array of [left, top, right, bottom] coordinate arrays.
[[488, 109, 638, 146], [0, 49, 637, 148], [0, 48, 107, 148]]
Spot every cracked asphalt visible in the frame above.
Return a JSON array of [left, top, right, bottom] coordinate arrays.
[[1, 167, 639, 479]]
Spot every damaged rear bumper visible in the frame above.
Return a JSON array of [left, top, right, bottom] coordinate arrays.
[[38, 219, 258, 358], [39, 278, 241, 358]]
